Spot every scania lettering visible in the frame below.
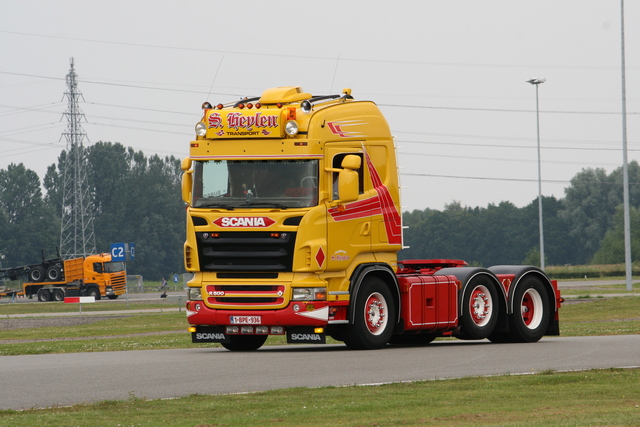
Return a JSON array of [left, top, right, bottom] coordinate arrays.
[[291, 334, 322, 341], [183, 86, 562, 351], [215, 217, 274, 227], [196, 333, 226, 340]]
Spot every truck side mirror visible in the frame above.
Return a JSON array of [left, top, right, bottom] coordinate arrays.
[[181, 158, 193, 205], [338, 155, 361, 203]]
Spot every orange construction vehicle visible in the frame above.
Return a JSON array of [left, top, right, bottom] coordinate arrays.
[[1, 253, 126, 302]]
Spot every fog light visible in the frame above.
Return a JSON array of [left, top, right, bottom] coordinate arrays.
[[293, 304, 300, 312], [271, 326, 284, 335], [255, 326, 269, 334], [241, 326, 254, 334], [226, 326, 239, 334]]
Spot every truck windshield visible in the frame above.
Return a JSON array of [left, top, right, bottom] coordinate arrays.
[[192, 159, 318, 209], [104, 261, 126, 273]]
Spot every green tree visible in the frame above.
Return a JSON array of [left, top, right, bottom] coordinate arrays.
[[43, 143, 185, 280], [559, 167, 619, 264], [400, 196, 574, 268], [84, 144, 184, 280], [0, 163, 58, 266], [591, 206, 640, 264]]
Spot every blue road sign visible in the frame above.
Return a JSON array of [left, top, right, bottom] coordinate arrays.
[[110, 243, 126, 261]]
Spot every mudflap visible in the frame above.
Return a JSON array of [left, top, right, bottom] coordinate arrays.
[[191, 326, 230, 343], [286, 327, 326, 344]]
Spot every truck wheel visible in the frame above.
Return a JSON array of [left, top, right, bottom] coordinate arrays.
[[53, 289, 65, 302], [29, 266, 46, 283], [343, 276, 396, 350], [221, 335, 268, 351], [37, 289, 51, 302], [458, 275, 499, 340], [508, 277, 550, 343], [86, 287, 101, 301], [46, 266, 62, 282]]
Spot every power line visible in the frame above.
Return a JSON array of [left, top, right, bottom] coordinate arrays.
[[3, 29, 638, 71], [397, 139, 640, 152], [379, 103, 640, 115], [397, 151, 621, 167], [401, 171, 570, 184], [2, 70, 638, 116]]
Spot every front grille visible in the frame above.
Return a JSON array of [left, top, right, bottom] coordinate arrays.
[[205, 284, 285, 306], [111, 272, 127, 292], [196, 231, 296, 272]]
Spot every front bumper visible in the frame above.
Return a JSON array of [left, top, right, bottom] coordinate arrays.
[[186, 300, 345, 344], [186, 300, 331, 327]]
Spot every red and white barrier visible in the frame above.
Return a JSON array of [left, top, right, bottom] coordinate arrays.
[[64, 296, 95, 304]]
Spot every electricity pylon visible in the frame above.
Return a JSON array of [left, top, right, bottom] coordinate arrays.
[[59, 58, 96, 259]]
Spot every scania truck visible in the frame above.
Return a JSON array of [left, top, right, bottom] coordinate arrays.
[[1, 253, 127, 302], [182, 86, 562, 350]]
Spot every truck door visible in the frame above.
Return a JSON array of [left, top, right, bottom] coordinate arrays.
[[324, 144, 371, 272]]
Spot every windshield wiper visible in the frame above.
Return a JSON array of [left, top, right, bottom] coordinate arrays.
[[197, 202, 235, 210], [244, 202, 289, 209]]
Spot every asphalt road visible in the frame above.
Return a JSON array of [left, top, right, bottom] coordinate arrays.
[[1, 335, 639, 410]]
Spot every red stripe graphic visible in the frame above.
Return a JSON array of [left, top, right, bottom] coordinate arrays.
[[328, 151, 402, 245]]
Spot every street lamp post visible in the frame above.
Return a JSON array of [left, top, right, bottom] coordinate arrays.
[[527, 78, 546, 270]]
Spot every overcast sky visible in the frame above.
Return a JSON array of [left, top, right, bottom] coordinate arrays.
[[2, 1, 639, 212]]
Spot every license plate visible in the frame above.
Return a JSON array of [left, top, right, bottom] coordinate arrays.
[[230, 316, 262, 324]]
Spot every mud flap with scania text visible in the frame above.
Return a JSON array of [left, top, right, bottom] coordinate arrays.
[[191, 326, 230, 343], [286, 327, 326, 344]]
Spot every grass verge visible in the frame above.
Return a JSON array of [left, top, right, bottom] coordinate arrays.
[[1, 297, 639, 355], [0, 368, 638, 426]]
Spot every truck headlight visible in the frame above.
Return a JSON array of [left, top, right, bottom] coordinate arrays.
[[285, 120, 299, 136], [292, 287, 327, 301], [195, 122, 207, 136], [188, 287, 203, 301]]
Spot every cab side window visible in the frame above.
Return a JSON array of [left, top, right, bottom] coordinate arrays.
[[93, 263, 103, 274], [332, 153, 364, 197]]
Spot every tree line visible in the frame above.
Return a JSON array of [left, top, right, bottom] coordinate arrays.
[[400, 161, 640, 267], [0, 142, 184, 281], [1, 143, 639, 279]]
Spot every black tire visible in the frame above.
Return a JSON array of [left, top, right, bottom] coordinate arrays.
[[46, 266, 62, 282], [458, 275, 499, 340], [52, 289, 65, 302], [29, 266, 46, 283], [221, 335, 268, 351], [86, 286, 101, 301], [508, 277, 550, 343], [343, 276, 396, 350], [389, 333, 437, 346], [37, 289, 51, 302], [107, 295, 119, 300]]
